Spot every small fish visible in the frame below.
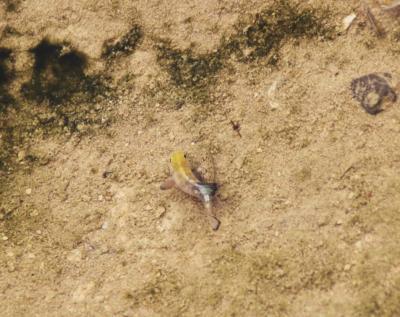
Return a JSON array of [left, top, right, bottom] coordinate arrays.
[[160, 150, 220, 230]]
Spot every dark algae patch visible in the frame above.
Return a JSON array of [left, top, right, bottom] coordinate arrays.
[[21, 40, 106, 105], [0, 48, 15, 112], [154, 40, 224, 106], [225, 0, 334, 63], [4, 0, 21, 12], [102, 25, 143, 59], [156, 40, 223, 89], [155, 1, 334, 95], [0, 40, 114, 173]]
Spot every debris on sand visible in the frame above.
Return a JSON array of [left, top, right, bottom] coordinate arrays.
[[351, 73, 397, 115], [360, 2, 385, 37], [267, 79, 281, 110], [382, 0, 400, 17], [230, 120, 242, 137], [342, 13, 357, 32]]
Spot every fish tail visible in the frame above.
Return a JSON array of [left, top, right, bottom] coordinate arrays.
[[198, 182, 218, 198], [203, 199, 220, 231]]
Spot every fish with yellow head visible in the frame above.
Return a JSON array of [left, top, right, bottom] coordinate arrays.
[[160, 150, 220, 230]]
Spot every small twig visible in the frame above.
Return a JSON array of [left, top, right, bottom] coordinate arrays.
[[340, 165, 355, 180], [362, 2, 385, 37], [230, 120, 242, 137]]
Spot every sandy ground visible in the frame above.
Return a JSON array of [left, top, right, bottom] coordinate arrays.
[[1, 0, 400, 316]]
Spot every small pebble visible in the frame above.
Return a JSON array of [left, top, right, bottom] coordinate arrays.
[[98, 195, 104, 201], [336, 219, 343, 226], [2, 236, 8, 241], [26, 188, 32, 195], [145, 205, 152, 211], [344, 264, 351, 272], [17, 150, 26, 162], [256, 148, 263, 153], [156, 206, 166, 217], [82, 195, 91, 202]]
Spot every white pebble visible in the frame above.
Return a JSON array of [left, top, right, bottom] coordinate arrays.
[[26, 188, 32, 195]]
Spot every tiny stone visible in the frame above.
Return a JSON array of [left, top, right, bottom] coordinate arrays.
[[276, 268, 285, 277], [7, 262, 15, 272], [2, 236, 8, 241], [98, 195, 104, 201], [26, 188, 32, 195], [145, 205, 152, 211], [82, 195, 91, 202], [17, 150, 26, 161], [256, 148, 263, 153], [355, 240, 363, 249], [336, 219, 343, 226], [344, 264, 351, 271], [101, 222, 109, 230], [36, 230, 42, 235], [156, 206, 166, 217], [318, 217, 329, 227]]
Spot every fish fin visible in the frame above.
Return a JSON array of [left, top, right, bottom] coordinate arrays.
[[160, 177, 175, 190], [191, 168, 205, 182], [198, 182, 218, 197]]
